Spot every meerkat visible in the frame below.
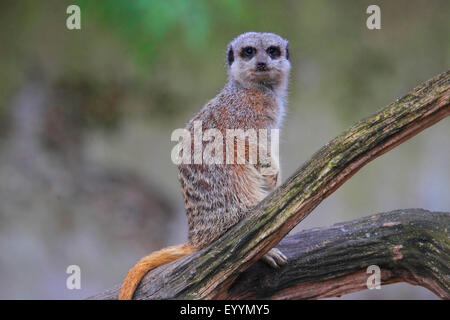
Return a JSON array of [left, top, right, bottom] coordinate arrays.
[[119, 32, 291, 300]]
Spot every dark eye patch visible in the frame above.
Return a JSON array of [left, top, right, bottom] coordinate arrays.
[[227, 48, 234, 65], [240, 46, 256, 59], [266, 46, 281, 59]]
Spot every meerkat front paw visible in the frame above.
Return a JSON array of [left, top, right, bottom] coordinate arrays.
[[261, 248, 287, 268]]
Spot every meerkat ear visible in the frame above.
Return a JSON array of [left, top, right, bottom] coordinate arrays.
[[227, 47, 234, 66], [285, 43, 290, 60]]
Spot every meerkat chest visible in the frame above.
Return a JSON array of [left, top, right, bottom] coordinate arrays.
[[212, 89, 281, 131]]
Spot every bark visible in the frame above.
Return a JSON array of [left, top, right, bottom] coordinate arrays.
[[91, 70, 450, 300]]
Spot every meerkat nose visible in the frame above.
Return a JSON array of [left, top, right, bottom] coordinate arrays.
[[256, 62, 268, 71]]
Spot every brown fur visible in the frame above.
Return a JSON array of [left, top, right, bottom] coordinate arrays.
[[119, 32, 290, 299]]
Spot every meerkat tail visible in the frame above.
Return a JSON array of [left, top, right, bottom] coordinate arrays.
[[119, 243, 195, 300]]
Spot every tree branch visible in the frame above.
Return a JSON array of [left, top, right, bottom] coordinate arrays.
[[92, 209, 450, 299], [91, 70, 449, 300]]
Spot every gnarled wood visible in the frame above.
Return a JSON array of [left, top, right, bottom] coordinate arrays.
[[91, 70, 449, 300]]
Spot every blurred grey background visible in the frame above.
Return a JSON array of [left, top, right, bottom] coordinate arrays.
[[0, 0, 448, 299]]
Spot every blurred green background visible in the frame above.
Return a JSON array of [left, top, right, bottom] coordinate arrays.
[[0, 0, 448, 299]]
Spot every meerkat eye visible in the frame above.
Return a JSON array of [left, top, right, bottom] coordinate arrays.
[[266, 46, 281, 59], [240, 46, 256, 59]]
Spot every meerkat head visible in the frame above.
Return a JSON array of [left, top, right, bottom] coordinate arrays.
[[226, 32, 290, 91]]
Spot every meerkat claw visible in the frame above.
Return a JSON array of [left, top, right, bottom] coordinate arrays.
[[262, 248, 288, 268]]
